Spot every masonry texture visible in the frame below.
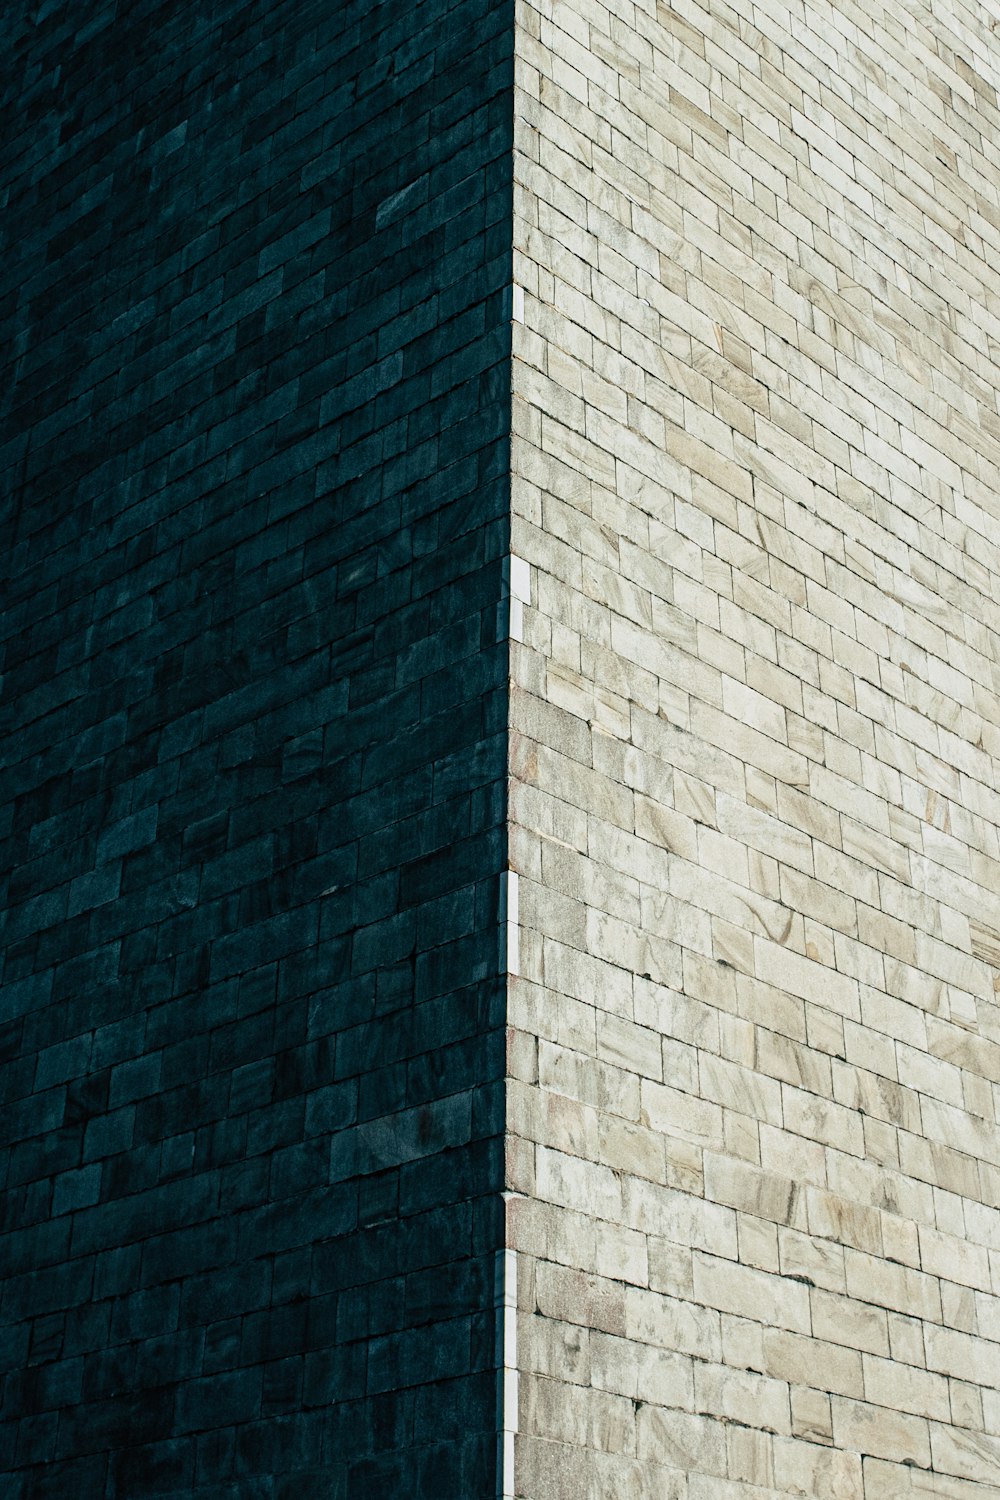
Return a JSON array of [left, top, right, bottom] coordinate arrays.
[[0, 1, 511, 1496], [509, 0, 1000, 1495], [5, 0, 1000, 1496]]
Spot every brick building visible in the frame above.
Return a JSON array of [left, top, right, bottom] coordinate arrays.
[[3, 0, 1000, 1496]]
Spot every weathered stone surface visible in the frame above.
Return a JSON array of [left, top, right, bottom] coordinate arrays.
[[509, 0, 1000, 1493]]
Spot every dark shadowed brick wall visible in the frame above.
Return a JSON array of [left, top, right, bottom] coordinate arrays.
[[0, 0, 512, 1494]]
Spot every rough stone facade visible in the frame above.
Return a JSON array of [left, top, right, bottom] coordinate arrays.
[[509, 0, 1000, 1495], [4, 0, 1000, 1495], [0, 1, 511, 1495]]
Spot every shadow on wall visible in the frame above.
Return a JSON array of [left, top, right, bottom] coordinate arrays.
[[0, 0, 513, 1494]]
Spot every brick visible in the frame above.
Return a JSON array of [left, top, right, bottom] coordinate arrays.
[[1, 0, 511, 1493], [506, 0, 1000, 1492]]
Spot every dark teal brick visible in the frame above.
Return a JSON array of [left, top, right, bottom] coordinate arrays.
[[1, 0, 511, 1493]]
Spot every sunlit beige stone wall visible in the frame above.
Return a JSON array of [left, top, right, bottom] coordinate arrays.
[[507, 0, 1000, 1492]]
